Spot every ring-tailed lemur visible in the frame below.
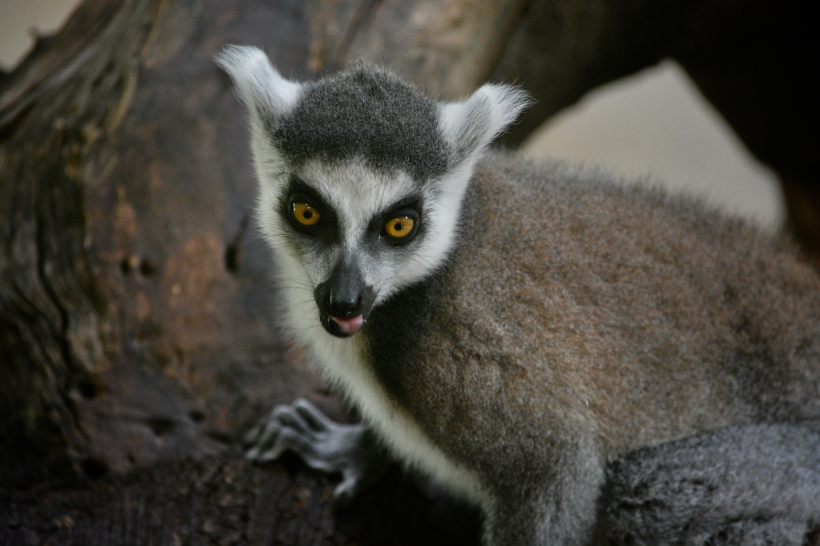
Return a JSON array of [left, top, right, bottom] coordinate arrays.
[[215, 46, 820, 545]]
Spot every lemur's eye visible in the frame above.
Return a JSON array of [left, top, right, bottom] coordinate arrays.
[[292, 202, 320, 226], [385, 216, 414, 238]]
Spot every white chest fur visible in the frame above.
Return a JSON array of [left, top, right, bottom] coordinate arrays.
[[277, 255, 489, 508]]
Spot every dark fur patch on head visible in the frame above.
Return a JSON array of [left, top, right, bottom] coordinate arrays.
[[271, 64, 449, 181]]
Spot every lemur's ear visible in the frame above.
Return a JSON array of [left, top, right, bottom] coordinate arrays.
[[438, 84, 531, 163], [214, 45, 301, 120]]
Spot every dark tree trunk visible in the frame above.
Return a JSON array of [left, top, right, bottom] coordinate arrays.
[[0, 0, 816, 543], [0, 0, 315, 487]]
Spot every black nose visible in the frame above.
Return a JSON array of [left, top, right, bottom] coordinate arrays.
[[314, 260, 375, 319], [328, 289, 363, 317]]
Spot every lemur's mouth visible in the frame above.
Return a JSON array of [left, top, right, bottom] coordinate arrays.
[[314, 263, 375, 338], [321, 313, 364, 337]]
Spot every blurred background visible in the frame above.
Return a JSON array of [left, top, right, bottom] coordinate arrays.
[[0, 0, 784, 227]]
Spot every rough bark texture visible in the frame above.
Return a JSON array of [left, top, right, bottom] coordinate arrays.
[[0, 0, 816, 543], [0, 455, 481, 546], [0, 0, 318, 488]]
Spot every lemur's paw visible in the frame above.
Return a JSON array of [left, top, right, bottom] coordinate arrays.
[[244, 399, 388, 503]]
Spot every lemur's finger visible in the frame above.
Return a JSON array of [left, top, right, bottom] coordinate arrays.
[[293, 398, 334, 432], [261, 428, 340, 472], [272, 404, 314, 435], [334, 473, 362, 507], [255, 428, 304, 462], [245, 418, 283, 460]]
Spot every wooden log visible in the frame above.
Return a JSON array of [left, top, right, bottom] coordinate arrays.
[[0, 0, 326, 485]]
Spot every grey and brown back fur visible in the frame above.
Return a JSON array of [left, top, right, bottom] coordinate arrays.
[[216, 47, 820, 545]]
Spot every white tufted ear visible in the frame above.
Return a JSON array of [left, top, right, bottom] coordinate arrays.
[[214, 45, 302, 120], [438, 84, 531, 164]]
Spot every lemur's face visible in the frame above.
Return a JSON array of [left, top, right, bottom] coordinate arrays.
[[215, 45, 528, 339], [262, 156, 440, 338]]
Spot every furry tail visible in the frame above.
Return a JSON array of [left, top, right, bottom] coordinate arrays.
[[595, 423, 820, 545]]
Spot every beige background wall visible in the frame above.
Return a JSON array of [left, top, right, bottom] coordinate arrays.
[[0, 0, 79, 68], [0, 0, 783, 227]]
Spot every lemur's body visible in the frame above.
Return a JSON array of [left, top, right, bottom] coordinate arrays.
[[216, 47, 820, 545]]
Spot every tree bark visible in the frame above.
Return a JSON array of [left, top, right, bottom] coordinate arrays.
[[0, 0, 816, 542], [0, 0, 314, 486], [0, 455, 481, 546]]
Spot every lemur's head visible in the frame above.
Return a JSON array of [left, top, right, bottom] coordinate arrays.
[[216, 46, 528, 338]]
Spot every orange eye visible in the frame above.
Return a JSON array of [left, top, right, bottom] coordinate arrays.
[[385, 216, 414, 238], [292, 202, 320, 226]]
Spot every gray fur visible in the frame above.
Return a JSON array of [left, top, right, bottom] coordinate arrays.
[[272, 63, 450, 181], [217, 48, 820, 546], [596, 422, 820, 545]]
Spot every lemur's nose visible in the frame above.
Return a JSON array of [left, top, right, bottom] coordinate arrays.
[[328, 289, 363, 317], [314, 260, 375, 319]]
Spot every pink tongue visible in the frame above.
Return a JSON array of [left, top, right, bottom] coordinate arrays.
[[331, 315, 364, 335]]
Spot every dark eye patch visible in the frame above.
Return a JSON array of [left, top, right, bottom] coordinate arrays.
[[278, 175, 340, 244], [365, 196, 423, 246]]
